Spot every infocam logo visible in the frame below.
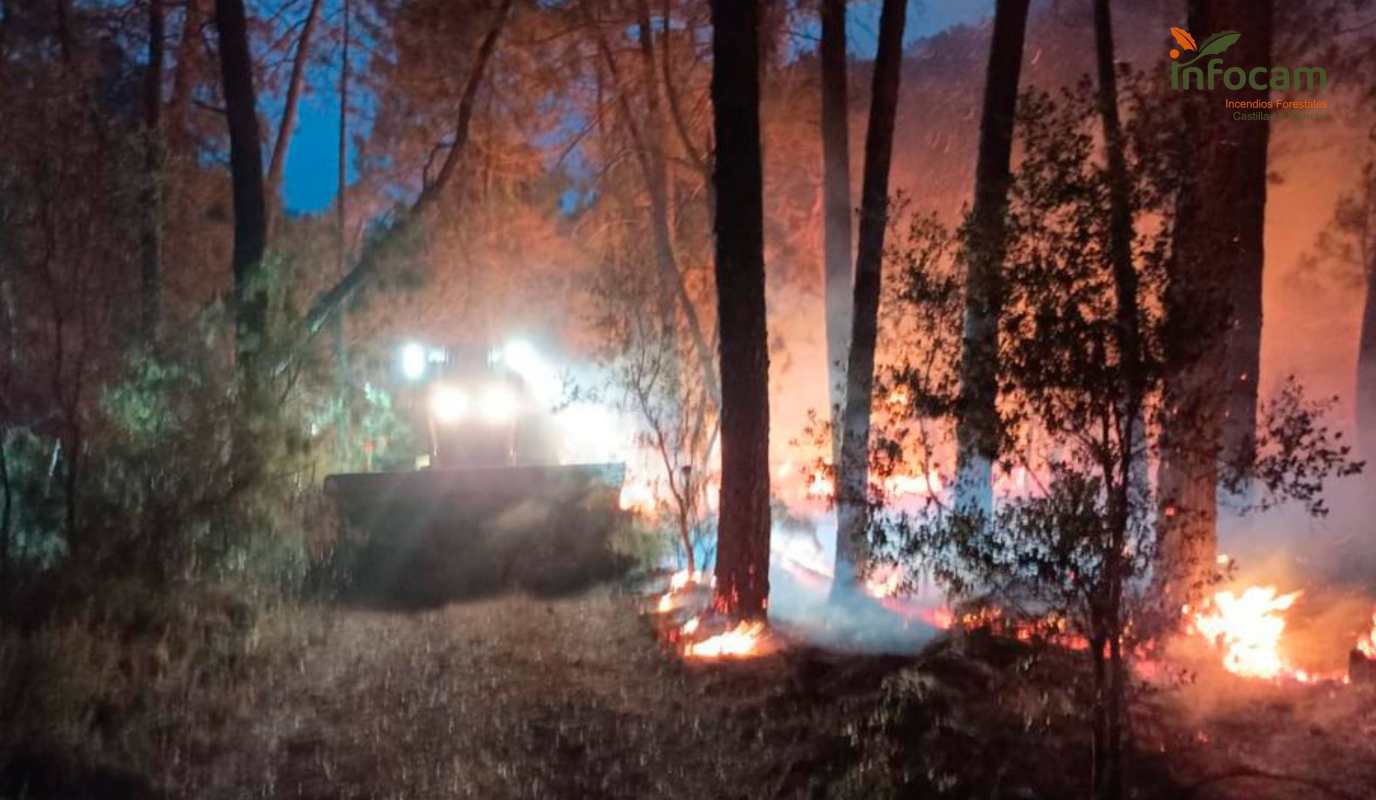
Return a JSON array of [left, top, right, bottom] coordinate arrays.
[[1167, 27, 1328, 92]]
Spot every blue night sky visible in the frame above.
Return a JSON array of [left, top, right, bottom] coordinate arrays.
[[281, 0, 995, 215]]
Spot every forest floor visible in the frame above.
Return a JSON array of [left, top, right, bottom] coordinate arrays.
[[3, 582, 1375, 799]]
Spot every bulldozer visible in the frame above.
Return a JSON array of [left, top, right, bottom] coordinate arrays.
[[324, 340, 629, 606]]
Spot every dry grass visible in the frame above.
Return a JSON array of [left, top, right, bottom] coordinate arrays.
[[3, 583, 1374, 799]]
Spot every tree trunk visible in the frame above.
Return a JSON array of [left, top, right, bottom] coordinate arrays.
[[55, 0, 75, 64], [1089, 632, 1109, 798], [1091, 6, 1137, 794], [593, 5, 722, 412], [302, 0, 512, 340], [168, 0, 205, 160], [819, 0, 852, 471], [1219, 0, 1272, 469], [215, 0, 268, 378], [141, 0, 165, 339], [954, 0, 1030, 516], [1156, 0, 1270, 607], [709, 0, 770, 623], [0, 428, 11, 588], [334, 0, 351, 467], [266, 0, 324, 236], [1356, 166, 1376, 459], [832, 0, 906, 598]]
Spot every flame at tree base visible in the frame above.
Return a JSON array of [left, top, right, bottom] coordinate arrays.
[[684, 620, 768, 658]]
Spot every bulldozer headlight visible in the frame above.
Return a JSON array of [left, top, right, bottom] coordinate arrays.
[[478, 384, 517, 425], [430, 385, 468, 424], [400, 342, 427, 381]]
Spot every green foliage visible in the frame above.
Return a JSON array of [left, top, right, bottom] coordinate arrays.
[[875, 74, 1359, 630], [0, 429, 68, 572], [860, 74, 1362, 795]]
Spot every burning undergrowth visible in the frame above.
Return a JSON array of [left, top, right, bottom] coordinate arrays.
[[644, 516, 1376, 689]]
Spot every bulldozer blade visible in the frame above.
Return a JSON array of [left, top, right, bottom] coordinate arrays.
[[324, 463, 630, 607]]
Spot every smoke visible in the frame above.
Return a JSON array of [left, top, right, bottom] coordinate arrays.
[[766, 514, 944, 654]]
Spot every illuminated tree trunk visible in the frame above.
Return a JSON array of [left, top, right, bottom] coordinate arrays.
[[1220, 0, 1272, 468], [709, 0, 771, 622], [954, 0, 1030, 515], [141, 0, 165, 338], [1356, 166, 1376, 459], [1156, 0, 1271, 607], [266, 0, 324, 235], [1090, 6, 1137, 797], [592, 3, 721, 412], [833, 0, 906, 598], [214, 0, 268, 377], [819, 0, 852, 470], [334, 0, 351, 467], [168, 0, 205, 160]]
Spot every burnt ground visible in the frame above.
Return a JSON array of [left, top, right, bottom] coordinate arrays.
[[3, 583, 1375, 799]]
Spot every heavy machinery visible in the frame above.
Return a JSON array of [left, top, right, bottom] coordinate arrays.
[[324, 340, 628, 606]]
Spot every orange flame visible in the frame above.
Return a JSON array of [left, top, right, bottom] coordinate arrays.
[[685, 621, 766, 658], [1191, 586, 1301, 680], [1357, 609, 1376, 659], [865, 563, 903, 598]]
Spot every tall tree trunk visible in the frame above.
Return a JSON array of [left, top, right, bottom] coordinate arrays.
[[214, 0, 268, 377], [1220, 0, 1272, 469], [265, 0, 324, 235], [334, 0, 351, 467], [819, 0, 852, 471], [0, 428, 11, 588], [709, 0, 770, 623], [141, 0, 165, 339], [55, 0, 74, 64], [1156, 0, 1271, 607], [593, 4, 721, 411], [168, 0, 205, 160], [832, 0, 906, 598], [1091, 8, 1136, 797], [954, 0, 1030, 516], [1212, 2, 1272, 470], [1355, 165, 1376, 459]]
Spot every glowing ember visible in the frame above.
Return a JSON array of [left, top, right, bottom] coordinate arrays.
[[1192, 586, 1301, 680], [685, 621, 766, 658], [682, 616, 700, 635], [1357, 609, 1376, 659]]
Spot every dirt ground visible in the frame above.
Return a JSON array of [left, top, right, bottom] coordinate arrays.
[[5, 582, 1375, 799]]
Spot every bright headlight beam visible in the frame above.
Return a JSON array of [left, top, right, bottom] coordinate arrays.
[[430, 386, 467, 424], [503, 339, 541, 380], [479, 384, 517, 425], [401, 342, 427, 381]]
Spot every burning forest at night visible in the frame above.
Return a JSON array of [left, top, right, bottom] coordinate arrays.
[[3, 0, 1376, 798]]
